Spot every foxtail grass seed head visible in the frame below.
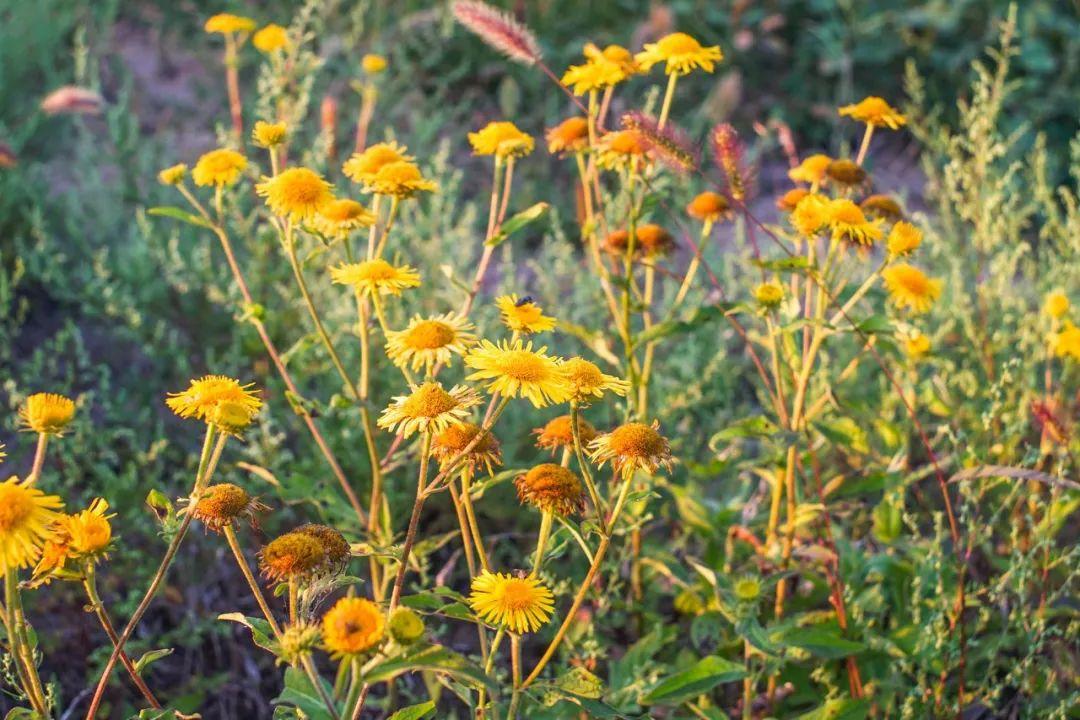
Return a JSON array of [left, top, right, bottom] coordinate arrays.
[[839, 96, 906, 130], [686, 191, 730, 223], [192, 148, 247, 187], [0, 476, 63, 572], [388, 607, 426, 645], [252, 24, 288, 54], [295, 524, 351, 569], [40, 86, 104, 116], [622, 111, 696, 172], [754, 281, 785, 309], [452, 1, 542, 66], [711, 124, 750, 202], [331, 258, 421, 296], [166, 375, 262, 429], [277, 622, 321, 666], [158, 163, 188, 186], [385, 313, 477, 373], [378, 382, 482, 438], [776, 188, 809, 212], [887, 221, 922, 257], [252, 120, 288, 148], [468, 121, 534, 159], [469, 570, 554, 634], [546, 117, 590, 156], [430, 422, 502, 474], [204, 13, 256, 35], [636, 32, 723, 75], [590, 421, 675, 478], [515, 463, 585, 516], [362, 54, 388, 74], [788, 154, 831, 185], [1043, 291, 1070, 319], [256, 167, 333, 221], [465, 340, 572, 408], [533, 414, 599, 452], [260, 531, 326, 582], [191, 483, 264, 532], [495, 294, 556, 335], [560, 357, 629, 402], [861, 194, 904, 221], [322, 597, 385, 658], [1052, 322, 1080, 361], [825, 158, 868, 187], [61, 498, 113, 557], [19, 393, 76, 435], [881, 264, 942, 314]]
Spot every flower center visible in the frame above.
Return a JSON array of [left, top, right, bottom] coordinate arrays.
[[402, 385, 458, 418], [405, 321, 456, 350], [0, 486, 33, 532], [499, 351, 547, 382], [608, 423, 665, 458], [660, 32, 700, 55], [897, 269, 929, 294], [499, 579, 537, 610]]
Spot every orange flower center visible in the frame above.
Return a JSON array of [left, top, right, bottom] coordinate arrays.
[[404, 321, 456, 350]]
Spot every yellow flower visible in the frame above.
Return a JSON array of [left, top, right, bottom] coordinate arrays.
[[364, 161, 437, 198], [204, 13, 256, 35], [1044, 291, 1070, 319], [464, 340, 572, 408], [755, 281, 784, 309], [839, 96, 906, 130], [686, 191, 730, 223], [515, 464, 585, 516], [904, 332, 932, 359], [342, 142, 413, 185], [386, 313, 477, 373], [192, 148, 247, 187], [495, 294, 556, 334], [60, 498, 113, 556], [560, 357, 629, 402], [636, 32, 723, 75], [330, 258, 421, 296], [19, 393, 76, 435], [881, 264, 942, 314], [165, 375, 262, 431], [430, 423, 502, 474], [827, 198, 883, 246], [533, 415, 598, 453], [322, 597, 385, 657], [377, 382, 482, 438], [309, 198, 376, 240], [0, 476, 63, 572], [596, 129, 645, 171], [790, 193, 830, 237], [469, 571, 554, 634], [256, 167, 333, 221], [546, 117, 590, 156], [562, 43, 640, 95], [861, 194, 903, 221], [362, 54, 388, 74], [260, 531, 326, 582], [788, 154, 832, 185], [252, 120, 288, 148], [1052, 322, 1080, 361], [887, 221, 922, 257], [468, 121, 535, 159], [32, 537, 71, 584], [252, 24, 288, 53], [158, 163, 187, 186], [589, 421, 675, 478]]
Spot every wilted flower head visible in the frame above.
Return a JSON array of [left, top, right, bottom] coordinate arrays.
[[533, 415, 598, 453], [19, 393, 76, 435], [861, 194, 904, 221], [260, 531, 326, 582], [590, 421, 675, 478], [430, 422, 502, 474], [515, 463, 585, 515], [295, 523, 351, 570], [190, 483, 265, 532], [824, 159, 867, 187]]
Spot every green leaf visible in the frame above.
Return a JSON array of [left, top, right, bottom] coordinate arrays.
[[387, 701, 437, 720], [752, 256, 811, 272], [555, 667, 604, 699], [633, 303, 737, 348], [487, 202, 549, 247], [134, 647, 174, 674], [218, 613, 277, 654], [640, 655, 746, 705], [148, 205, 212, 229], [273, 666, 336, 720], [363, 644, 495, 691], [780, 626, 865, 659], [795, 698, 870, 720], [709, 416, 778, 444]]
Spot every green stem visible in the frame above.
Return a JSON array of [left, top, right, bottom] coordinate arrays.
[[531, 511, 553, 577]]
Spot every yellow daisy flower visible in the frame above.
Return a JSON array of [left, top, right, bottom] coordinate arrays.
[[362, 54, 388, 74], [19, 393, 76, 435], [0, 476, 63, 572], [256, 167, 333, 221], [546, 117, 590, 156], [385, 313, 477, 373], [252, 120, 288, 149], [827, 198, 883, 246], [60, 498, 113, 557], [533, 415, 599, 453], [589, 421, 675, 478], [904, 332, 932, 360], [32, 536, 71, 584], [377, 382, 482, 438], [515, 464, 585, 516], [1052, 322, 1080, 361], [755, 281, 784, 309], [584, 43, 640, 79], [560, 357, 629, 403], [561, 60, 622, 96], [636, 32, 723, 75], [342, 142, 413, 186], [158, 163, 187, 186], [790, 193, 830, 237], [1044, 291, 1070, 319], [596, 129, 646, 172], [469, 570, 554, 634], [165, 375, 262, 431], [881, 264, 942, 314], [839, 96, 906, 130], [468, 121, 535, 159], [495, 294, 556, 334], [204, 13, 256, 35], [788, 154, 832, 185], [309, 198, 376, 240], [887, 221, 922, 257], [364, 161, 437, 198], [430, 422, 502, 474], [330, 258, 421, 296], [464, 340, 571, 408], [686, 191, 730, 223], [322, 597, 385, 658], [192, 148, 247, 187], [252, 24, 288, 54]]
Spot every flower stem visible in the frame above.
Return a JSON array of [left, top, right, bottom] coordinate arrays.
[[657, 73, 679, 130], [223, 525, 283, 637], [388, 431, 433, 612], [5, 572, 48, 716], [27, 433, 48, 483], [531, 511, 553, 577]]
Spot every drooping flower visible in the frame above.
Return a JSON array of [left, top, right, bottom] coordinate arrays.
[[190, 483, 265, 533], [322, 597, 385, 657], [309, 198, 376, 240], [385, 313, 477, 373], [158, 163, 188, 186], [330, 259, 421, 296], [252, 120, 288, 149], [296, 524, 351, 571], [839, 96, 906, 130], [881, 264, 942, 314], [204, 13, 256, 35], [686, 191, 730, 223], [515, 464, 585, 516], [260, 531, 326, 582], [464, 340, 572, 408], [192, 148, 248, 187], [378, 382, 482, 438], [0, 476, 63, 572], [1044, 291, 1070, 319], [589, 421, 675, 478], [256, 167, 333, 220], [827, 199, 883, 246], [1052, 322, 1080, 361], [887, 221, 922, 257], [468, 121, 534, 159], [788, 154, 832, 185], [342, 142, 413, 186], [546, 117, 590, 156], [495, 294, 556, 335], [533, 415, 598, 453], [19, 393, 76, 435], [430, 422, 502, 474], [469, 570, 554, 633], [362, 54, 388, 74], [252, 24, 289, 53], [755, 281, 784, 309], [166, 376, 262, 432], [636, 32, 723, 75], [560, 357, 629, 403]]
